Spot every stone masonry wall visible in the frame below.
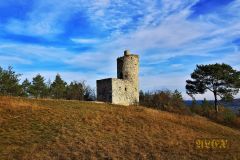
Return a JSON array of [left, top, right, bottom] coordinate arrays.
[[96, 78, 112, 102], [112, 79, 138, 105]]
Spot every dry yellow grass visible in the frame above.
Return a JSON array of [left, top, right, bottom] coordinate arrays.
[[0, 96, 240, 160]]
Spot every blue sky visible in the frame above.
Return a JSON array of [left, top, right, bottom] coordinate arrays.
[[0, 0, 240, 100]]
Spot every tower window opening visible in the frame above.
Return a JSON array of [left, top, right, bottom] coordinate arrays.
[[125, 87, 127, 91], [119, 72, 123, 79]]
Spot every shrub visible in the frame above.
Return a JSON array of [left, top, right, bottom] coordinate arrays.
[[189, 99, 215, 117], [222, 108, 237, 124], [188, 99, 239, 128], [233, 117, 240, 128], [139, 89, 191, 115], [207, 107, 237, 125]]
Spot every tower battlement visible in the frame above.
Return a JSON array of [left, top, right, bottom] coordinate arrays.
[[96, 50, 139, 105]]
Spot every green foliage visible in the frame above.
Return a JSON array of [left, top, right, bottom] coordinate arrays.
[[50, 74, 67, 99], [201, 99, 215, 117], [189, 98, 199, 113], [171, 90, 185, 108], [29, 74, 47, 98], [66, 81, 85, 100], [0, 66, 22, 96], [209, 107, 238, 124], [186, 63, 240, 112], [191, 98, 197, 107], [139, 89, 191, 115], [221, 108, 237, 124], [189, 99, 215, 117], [21, 79, 31, 97], [66, 81, 95, 101], [189, 98, 237, 125]]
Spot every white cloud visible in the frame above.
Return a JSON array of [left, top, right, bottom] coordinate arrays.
[[71, 38, 99, 44], [0, 42, 73, 61], [6, 18, 61, 36], [0, 55, 32, 65], [171, 64, 183, 68], [5, 0, 83, 36]]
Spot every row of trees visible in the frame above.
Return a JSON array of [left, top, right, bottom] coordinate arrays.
[[0, 66, 95, 100]]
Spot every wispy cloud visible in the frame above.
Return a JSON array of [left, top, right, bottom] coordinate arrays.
[[71, 38, 99, 44], [0, 55, 32, 65]]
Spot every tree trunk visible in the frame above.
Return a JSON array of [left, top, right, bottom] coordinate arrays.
[[214, 91, 218, 113]]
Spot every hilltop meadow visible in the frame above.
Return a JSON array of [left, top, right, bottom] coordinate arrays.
[[1, 96, 240, 160]]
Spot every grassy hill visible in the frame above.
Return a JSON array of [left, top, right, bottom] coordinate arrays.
[[0, 97, 240, 160]]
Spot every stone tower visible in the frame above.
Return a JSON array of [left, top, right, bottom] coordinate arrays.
[[97, 50, 139, 105]]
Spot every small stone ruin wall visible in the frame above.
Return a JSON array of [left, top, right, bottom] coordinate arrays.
[[96, 78, 112, 102], [112, 79, 139, 105]]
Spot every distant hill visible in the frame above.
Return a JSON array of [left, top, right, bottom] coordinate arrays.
[[185, 99, 240, 113], [219, 98, 240, 113], [0, 97, 240, 159]]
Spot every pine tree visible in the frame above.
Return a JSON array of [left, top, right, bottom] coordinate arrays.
[[50, 74, 67, 99], [29, 74, 47, 98], [172, 90, 183, 100], [21, 78, 31, 97], [201, 98, 210, 108], [186, 63, 240, 113], [66, 81, 85, 100], [171, 89, 184, 108], [0, 66, 21, 96]]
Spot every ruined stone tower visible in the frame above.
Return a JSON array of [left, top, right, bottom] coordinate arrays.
[[97, 50, 139, 105]]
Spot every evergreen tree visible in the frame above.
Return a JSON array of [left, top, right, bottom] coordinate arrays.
[[201, 98, 210, 108], [29, 74, 47, 98], [172, 90, 183, 100], [66, 81, 85, 100], [21, 78, 31, 97], [0, 66, 21, 96], [191, 98, 197, 107], [50, 74, 67, 99], [201, 98, 211, 117], [171, 89, 185, 108], [186, 63, 240, 113]]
